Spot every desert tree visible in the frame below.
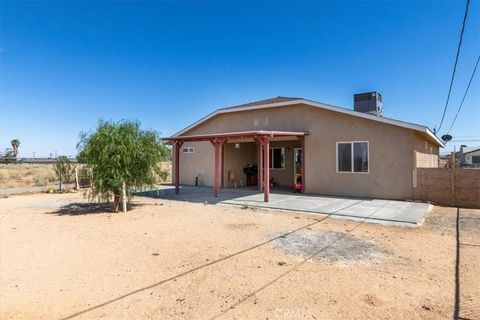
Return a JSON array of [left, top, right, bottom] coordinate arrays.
[[77, 120, 168, 212], [10, 139, 20, 157], [0, 149, 15, 164], [54, 156, 75, 191]]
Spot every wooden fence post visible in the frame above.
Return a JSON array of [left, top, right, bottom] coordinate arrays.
[[451, 152, 456, 206], [75, 167, 80, 190]]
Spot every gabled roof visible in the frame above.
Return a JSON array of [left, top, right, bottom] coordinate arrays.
[[174, 96, 445, 147], [462, 146, 480, 154], [220, 96, 302, 110]]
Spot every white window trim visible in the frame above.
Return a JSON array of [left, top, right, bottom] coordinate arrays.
[[269, 147, 285, 170], [182, 146, 194, 154], [336, 141, 369, 174]]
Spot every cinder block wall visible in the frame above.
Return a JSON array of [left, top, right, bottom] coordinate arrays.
[[413, 168, 480, 208]]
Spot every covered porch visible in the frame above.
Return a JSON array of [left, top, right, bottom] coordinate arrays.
[[163, 130, 308, 202], [140, 185, 431, 227]]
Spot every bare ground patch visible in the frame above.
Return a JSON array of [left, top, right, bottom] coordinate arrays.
[[271, 229, 387, 266]]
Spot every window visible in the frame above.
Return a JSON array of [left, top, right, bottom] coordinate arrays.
[[472, 156, 480, 164], [337, 141, 369, 173], [182, 147, 194, 153], [269, 147, 285, 169], [337, 143, 352, 172]]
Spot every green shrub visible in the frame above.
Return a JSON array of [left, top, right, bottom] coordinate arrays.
[[157, 169, 169, 183]]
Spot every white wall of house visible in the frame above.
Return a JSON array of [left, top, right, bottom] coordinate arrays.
[[465, 149, 480, 167]]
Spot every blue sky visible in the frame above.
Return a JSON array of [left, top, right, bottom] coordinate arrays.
[[1, 1, 479, 157]]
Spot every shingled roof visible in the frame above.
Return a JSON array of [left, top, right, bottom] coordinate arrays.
[[220, 96, 302, 110]]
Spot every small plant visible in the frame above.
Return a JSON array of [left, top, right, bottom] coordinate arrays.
[[54, 156, 75, 191], [34, 176, 46, 186], [0, 148, 16, 164], [157, 169, 169, 183]]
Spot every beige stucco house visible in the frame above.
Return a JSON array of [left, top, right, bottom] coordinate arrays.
[[164, 95, 444, 201]]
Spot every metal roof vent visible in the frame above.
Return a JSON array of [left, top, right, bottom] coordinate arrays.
[[354, 92, 383, 117]]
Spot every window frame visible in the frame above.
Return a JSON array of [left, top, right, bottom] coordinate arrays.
[[269, 147, 285, 170], [336, 141, 369, 174], [182, 146, 194, 154]]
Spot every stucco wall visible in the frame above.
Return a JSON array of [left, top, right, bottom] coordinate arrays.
[[413, 132, 439, 168], [223, 142, 257, 188], [176, 141, 214, 186], [174, 104, 439, 200], [176, 140, 301, 188]]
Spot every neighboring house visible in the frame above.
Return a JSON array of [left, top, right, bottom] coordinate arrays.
[[461, 147, 480, 168], [164, 93, 444, 201]]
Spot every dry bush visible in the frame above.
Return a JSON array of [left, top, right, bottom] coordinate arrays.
[[0, 162, 172, 189], [0, 164, 57, 189], [158, 161, 172, 183]]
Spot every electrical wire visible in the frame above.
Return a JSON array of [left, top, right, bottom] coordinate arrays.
[[446, 55, 480, 134], [437, 0, 471, 132]]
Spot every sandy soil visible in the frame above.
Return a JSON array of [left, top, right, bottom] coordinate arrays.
[[0, 192, 478, 320]]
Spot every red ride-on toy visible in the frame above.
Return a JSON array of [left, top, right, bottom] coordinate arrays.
[[294, 175, 303, 193]]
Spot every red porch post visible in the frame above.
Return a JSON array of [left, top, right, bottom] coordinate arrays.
[[299, 136, 305, 192], [221, 144, 225, 188], [174, 140, 184, 194], [258, 136, 270, 202], [210, 138, 227, 197], [255, 138, 263, 191]]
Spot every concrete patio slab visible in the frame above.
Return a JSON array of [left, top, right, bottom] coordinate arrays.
[[140, 185, 432, 227]]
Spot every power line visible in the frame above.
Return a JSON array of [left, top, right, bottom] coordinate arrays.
[[454, 135, 480, 138], [437, 0, 471, 133], [447, 55, 480, 134]]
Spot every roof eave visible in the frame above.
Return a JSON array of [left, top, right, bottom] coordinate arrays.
[[163, 130, 309, 142]]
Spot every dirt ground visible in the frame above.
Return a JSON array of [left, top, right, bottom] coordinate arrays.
[[0, 192, 478, 320]]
